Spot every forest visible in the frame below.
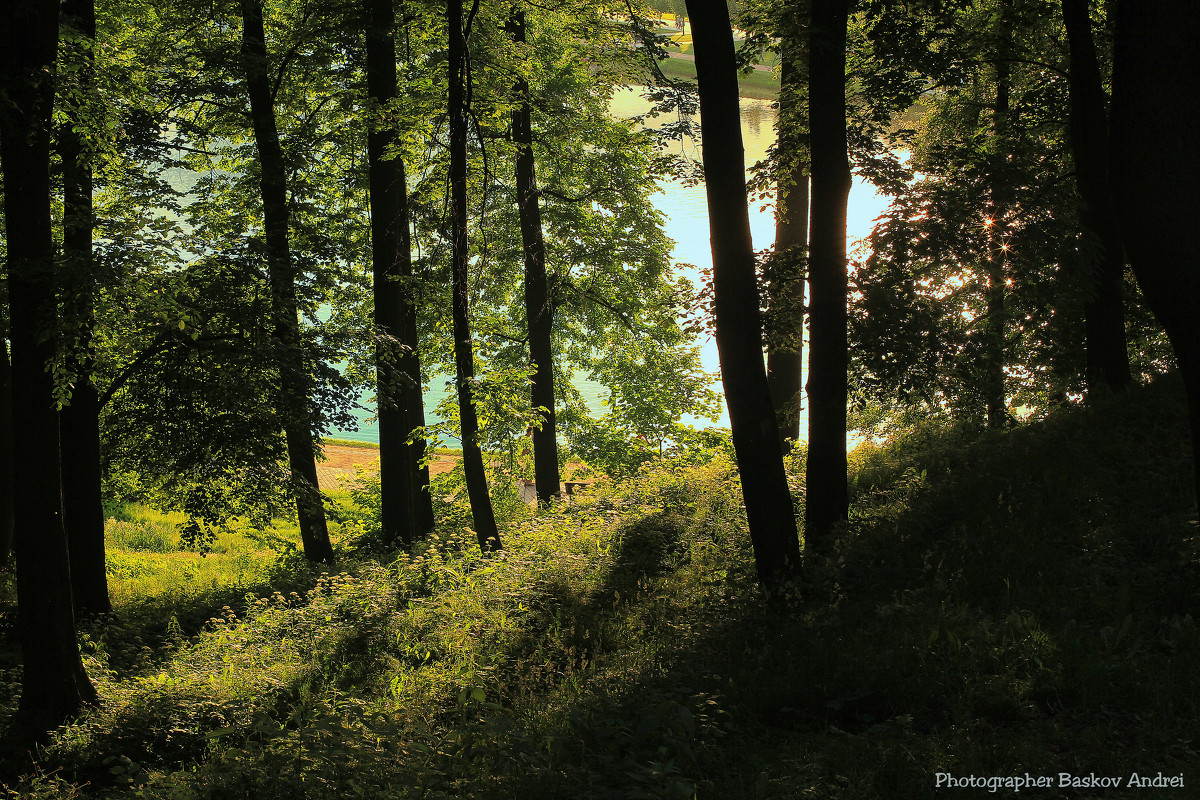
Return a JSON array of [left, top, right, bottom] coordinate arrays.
[[1, 0, 1198, 796]]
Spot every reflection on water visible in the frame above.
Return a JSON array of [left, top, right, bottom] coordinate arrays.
[[333, 89, 890, 444]]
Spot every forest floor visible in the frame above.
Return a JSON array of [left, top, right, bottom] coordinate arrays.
[[2, 375, 1199, 798]]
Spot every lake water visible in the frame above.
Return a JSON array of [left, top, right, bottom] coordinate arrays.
[[331, 89, 891, 444]]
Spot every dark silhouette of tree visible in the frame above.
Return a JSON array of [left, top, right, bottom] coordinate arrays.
[[982, 0, 1011, 429], [1061, 0, 1131, 396], [58, 0, 111, 615], [448, 0, 501, 552], [0, 340, 12, 569], [366, 0, 426, 546], [509, 8, 562, 506], [1110, 0, 1200, 506], [683, 0, 801, 599], [1, 0, 98, 735], [804, 0, 851, 552], [240, 0, 334, 563], [765, 34, 809, 449]]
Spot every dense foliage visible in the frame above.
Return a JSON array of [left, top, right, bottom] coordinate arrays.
[[3, 0, 1199, 791]]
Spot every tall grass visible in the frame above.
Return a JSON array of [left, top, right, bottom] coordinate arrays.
[[3, 376, 1198, 798]]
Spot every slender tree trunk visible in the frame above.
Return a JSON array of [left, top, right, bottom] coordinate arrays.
[[366, 0, 419, 547], [684, 0, 801, 598], [983, 1, 1011, 429], [448, 0, 501, 552], [1061, 0, 1131, 395], [58, 0, 110, 615], [804, 0, 852, 552], [240, 0, 333, 563], [766, 41, 808, 448], [1, 0, 97, 735], [1110, 1, 1200, 507], [0, 340, 12, 569], [404, 318, 435, 533], [509, 8, 561, 506]]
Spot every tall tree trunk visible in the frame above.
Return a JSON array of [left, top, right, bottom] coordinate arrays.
[[388, 0, 435, 534], [1061, 0, 1131, 395], [1, 0, 97, 735], [984, 0, 1010, 429], [404, 314, 435, 533], [683, 0, 801, 598], [766, 41, 808, 448], [1110, 1, 1200, 507], [804, 0, 852, 552], [509, 8, 561, 506], [0, 340, 12, 569], [448, 0, 501, 552], [366, 0, 420, 547], [240, 0, 333, 563], [58, 0, 110, 615]]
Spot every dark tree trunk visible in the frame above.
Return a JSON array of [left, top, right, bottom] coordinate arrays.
[[366, 0, 420, 547], [448, 0, 501, 552], [1061, 0, 1131, 395], [1, 0, 97, 735], [509, 9, 561, 506], [766, 43, 808, 448], [804, 0, 852, 552], [984, 2, 1010, 429], [58, 0, 110, 615], [404, 318, 435, 534], [1110, 1, 1200, 507], [683, 0, 801, 597], [0, 340, 12, 569], [240, 0, 333, 563]]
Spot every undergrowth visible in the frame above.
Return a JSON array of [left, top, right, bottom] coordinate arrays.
[[2, 376, 1199, 798]]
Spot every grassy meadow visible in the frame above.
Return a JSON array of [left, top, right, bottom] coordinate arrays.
[[2, 377, 1199, 798]]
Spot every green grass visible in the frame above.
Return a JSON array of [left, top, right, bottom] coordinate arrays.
[[3, 375, 1200, 798], [317, 437, 382, 450], [319, 438, 463, 457], [102, 507, 286, 609], [657, 56, 779, 101]]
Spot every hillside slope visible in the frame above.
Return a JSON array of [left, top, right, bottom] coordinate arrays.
[[2, 376, 1197, 799]]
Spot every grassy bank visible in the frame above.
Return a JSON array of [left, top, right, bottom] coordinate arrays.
[[654, 27, 780, 101], [656, 55, 779, 101], [3, 377, 1199, 798], [320, 438, 462, 456]]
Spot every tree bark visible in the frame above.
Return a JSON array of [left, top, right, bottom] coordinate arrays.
[[58, 0, 111, 615], [404, 315, 436, 534], [766, 42, 809, 448], [984, 0, 1010, 429], [449, 0, 501, 552], [1, 0, 97, 735], [366, 0, 420, 547], [509, 9, 562, 506], [240, 0, 334, 563], [684, 0, 801, 597], [804, 0, 852, 552], [0, 340, 12, 570], [1110, 0, 1200, 508], [1061, 0, 1131, 395]]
